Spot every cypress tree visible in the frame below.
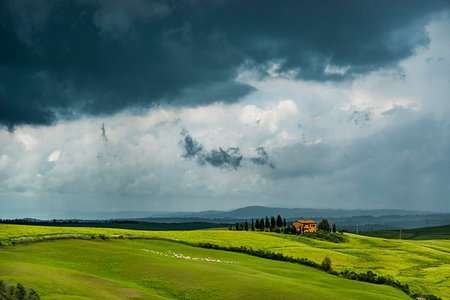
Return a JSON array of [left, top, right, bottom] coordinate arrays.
[[255, 219, 260, 230], [251, 219, 255, 231], [276, 214, 283, 227], [283, 218, 287, 228], [244, 221, 249, 231], [235, 222, 239, 231], [265, 216, 270, 228], [270, 216, 276, 229], [332, 223, 336, 232]]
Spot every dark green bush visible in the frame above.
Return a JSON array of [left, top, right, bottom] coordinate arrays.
[[303, 231, 348, 243], [0, 280, 40, 300], [321, 257, 332, 271]]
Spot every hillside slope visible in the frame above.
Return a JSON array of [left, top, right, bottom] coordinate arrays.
[[1, 224, 449, 298], [0, 239, 409, 299]]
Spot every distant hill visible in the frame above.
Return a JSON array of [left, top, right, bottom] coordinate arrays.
[[140, 205, 433, 219], [8, 206, 449, 232], [359, 224, 450, 240], [134, 206, 450, 231], [203, 206, 431, 219]]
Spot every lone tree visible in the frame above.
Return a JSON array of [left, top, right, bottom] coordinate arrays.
[[321, 257, 332, 271], [276, 214, 283, 227], [318, 219, 331, 232]]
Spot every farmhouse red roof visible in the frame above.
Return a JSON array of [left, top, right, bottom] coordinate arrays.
[[294, 220, 316, 224]]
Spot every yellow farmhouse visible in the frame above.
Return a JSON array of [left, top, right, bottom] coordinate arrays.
[[292, 220, 317, 233]]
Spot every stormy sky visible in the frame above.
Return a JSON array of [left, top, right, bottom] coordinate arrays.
[[1, 0, 449, 217]]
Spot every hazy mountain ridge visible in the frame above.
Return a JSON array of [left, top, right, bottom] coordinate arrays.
[[5, 206, 448, 231]]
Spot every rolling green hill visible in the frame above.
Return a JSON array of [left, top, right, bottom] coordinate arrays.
[[0, 239, 409, 299], [0, 224, 449, 298], [360, 224, 450, 240]]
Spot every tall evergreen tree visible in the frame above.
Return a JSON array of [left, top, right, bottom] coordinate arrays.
[[244, 221, 249, 231], [332, 223, 336, 232], [255, 219, 260, 230], [235, 222, 239, 231], [260, 218, 265, 230], [251, 219, 255, 231], [270, 216, 276, 229], [283, 218, 287, 228], [318, 219, 331, 232], [265, 216, 270, 228], [276, 214, 283, 227]]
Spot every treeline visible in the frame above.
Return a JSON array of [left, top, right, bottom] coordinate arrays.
[[228, 215, 338, 235], [229, 215, 292, 233], [195, 242, 441, 300], [0, 280, 40, 300]]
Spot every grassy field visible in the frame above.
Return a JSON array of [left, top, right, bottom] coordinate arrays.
[[0, 224, 449, 298], [360, 224, 450, 240], [0, 239, 410, 299]]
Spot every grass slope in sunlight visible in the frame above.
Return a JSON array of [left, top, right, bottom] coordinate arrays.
[[1, 224, 449, 298], [0, 239, 409, 300]]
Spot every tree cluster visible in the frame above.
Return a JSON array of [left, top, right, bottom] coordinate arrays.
[[0, 280, 40, 300], [229, 215, 294, 233], [229, 216, 338, 236], [317, 219, 337, 232]]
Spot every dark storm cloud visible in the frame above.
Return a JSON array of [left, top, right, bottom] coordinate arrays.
[[251, 147, 274, 169], [204, 147, 242, 170], [181, 131, 274, 170], [181, 131, 242, 169], [182, 132, 203, 159], [1, 0, 448, 128]]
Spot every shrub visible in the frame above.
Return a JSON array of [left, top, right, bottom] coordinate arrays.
[[321, 257, 332, 271], [0, 280, 40, 300], [303, 231, 348, 243], [98, 234, 109, 240]]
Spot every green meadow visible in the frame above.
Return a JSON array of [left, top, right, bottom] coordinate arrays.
[[0, 239, 409, 300], [0, 224, 449, 298]]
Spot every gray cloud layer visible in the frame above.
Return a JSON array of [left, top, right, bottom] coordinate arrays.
[[1, 0, 448, 129]]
